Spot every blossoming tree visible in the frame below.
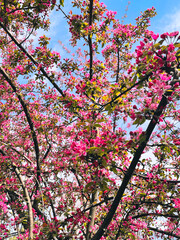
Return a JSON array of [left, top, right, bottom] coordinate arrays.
[[0, 0, 179, 239]]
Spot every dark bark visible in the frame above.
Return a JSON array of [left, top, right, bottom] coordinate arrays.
[[92, 69, 177, 239], [0, 66, 40, 184], [0, 22, 65, 98], [88, 0, 93, 82], [149, 227, 180, 239]]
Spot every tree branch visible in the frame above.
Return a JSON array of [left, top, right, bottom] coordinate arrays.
[[134, 172, 180, 184], [86, 190, 98, 240], [92, 70, 178, 239], [0, 66, 40, 183], [116, 47, 120, 83], [100, 72, 152, 110], [0, 141, 33, 164], [132, 212, 179, 219], [0, 149, 34, 239], [88, 0, 93, 82], [42, 143, 51, 161], [12, 165, 34, 240], [83, 197, 114, 213], [149, 226, 180, 239], [0, 22, 65, 98], [62, 197, 113, 223]]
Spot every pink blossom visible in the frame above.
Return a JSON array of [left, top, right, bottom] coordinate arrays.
[[160, 32, 169, 39], [152, 33, 159, 40], [168, 43, 175, 51], [169, 31, 179, 37], [173, 198, 180, 209]]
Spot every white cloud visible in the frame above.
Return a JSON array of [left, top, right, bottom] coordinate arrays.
[[31, 0, 71, 47], [159, 9, 180, 33]]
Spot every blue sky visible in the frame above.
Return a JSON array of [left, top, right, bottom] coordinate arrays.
[[40, 0, 180, 56], [34, 3, 179, 239], [102, 0, 180, 33]]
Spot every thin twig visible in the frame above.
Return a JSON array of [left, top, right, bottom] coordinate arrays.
[[0, 141, 33, 164], [92, 68, 179, 240], [0, 22, 65, 97], [0, 66, 40, 184], [149, 226, 180, 239]]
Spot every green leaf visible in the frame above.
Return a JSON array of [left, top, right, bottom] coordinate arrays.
[[174, 42, 180, 48], [60, 0, 64, 7], [96, 119, 105, 123], [133, 116, 146, 126], [128, 233, 136, 240], [158, 39, 165, 45], [153, 43, 161, 49], [139, 134, 146, 143], [176, 49, 180, 55], [132, 75, 137, 83], [94, 123, 102, 128], [100, 180, 108, 191], [85, 182, 94, 191], [105, 104, 112, 114], [137, 81, 144, 89], [88, 146, 100, 151], [102, 158, 107, 167], [110, 166, 118, 174], [161, 45, 167, 51]]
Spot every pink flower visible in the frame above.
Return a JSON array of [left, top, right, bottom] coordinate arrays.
[[106, 10, 117, 19], [169, 31, 179, 37], [0, 201, 7, 213], [173, 139, 180, 145], [173, 198, 180, 209], [160, 32, 169, 39], [168, 43, 175, 51], [152, 33, 159, 40]]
